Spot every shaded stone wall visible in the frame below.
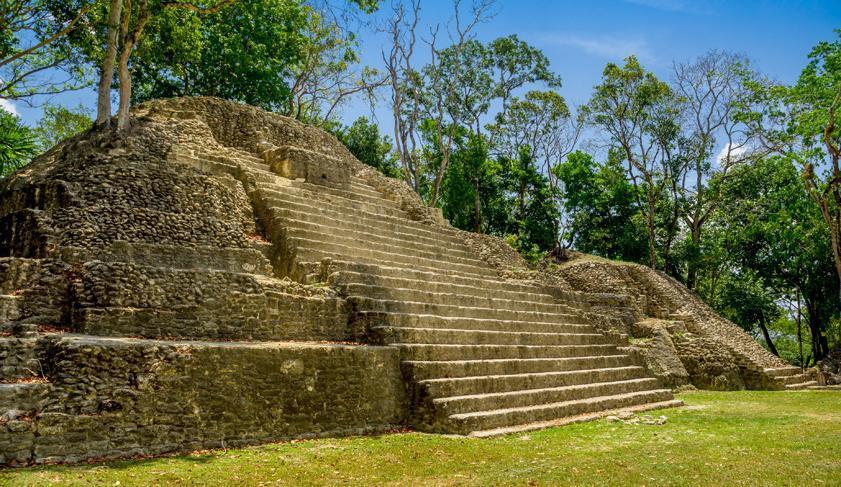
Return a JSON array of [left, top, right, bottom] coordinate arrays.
[[0, 336, 406, 465]]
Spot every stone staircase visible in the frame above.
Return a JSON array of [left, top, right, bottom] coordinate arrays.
[[763, 366, 818, 390], [176, 144, 681, 436]]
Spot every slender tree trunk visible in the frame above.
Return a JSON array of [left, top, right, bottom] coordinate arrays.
[[805, 299, 828, 361], [116, 1, 150, 131], [687, 223, 701, 289], [796, 292, 804, 368], [645, 185, 657, 270], [116, 45, 133, 130], [473, 176, 482, 233], [96, 0, 124, 127], [757, 311, 779, 357]]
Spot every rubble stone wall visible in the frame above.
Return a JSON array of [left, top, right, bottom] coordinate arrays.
[[0, 336, 406, 465]]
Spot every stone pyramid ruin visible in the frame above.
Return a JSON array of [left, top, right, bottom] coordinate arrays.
[[0, 97, 814, 465]]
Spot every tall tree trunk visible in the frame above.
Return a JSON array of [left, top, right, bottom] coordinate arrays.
[[96, 0, 124, 127], [645, 185, 657, 270], [115, 1, 150, 131], [796, 292, 804, 368], [687, 222, 701, 290], [473, 176, 482, 233], [805, 298, 829, 361], [116, 44, 133, 131], [757, 311, 779, 357]]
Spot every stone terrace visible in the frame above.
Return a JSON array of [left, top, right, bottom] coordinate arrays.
[[0, 97, 806, 465]]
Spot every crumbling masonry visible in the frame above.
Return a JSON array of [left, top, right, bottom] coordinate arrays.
[[0, 97, 813, 465]]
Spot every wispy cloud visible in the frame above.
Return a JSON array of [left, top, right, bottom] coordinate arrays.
[[622, 0, 713, 14], [717, 142, 747, 165], [0, 98, 19, 117], [540, 34, 657, 65]]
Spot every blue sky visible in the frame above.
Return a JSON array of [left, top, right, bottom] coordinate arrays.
[[4, 0, 841, 130]]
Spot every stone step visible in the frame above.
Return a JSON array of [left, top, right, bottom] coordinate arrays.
[[276, 215, 478, 263], [287, 177, 406, 210], [349, 296, 583, 323], [0, 338, 41, 381], [341, 283, 576, 315], [326, 264, 537, 295], [175, 154, 278, 185], [294, 242, 495, 281], [263, 200, 465, 251], [434, 378, 661, 417], [331, 271, 554, 305], [469, 399, 685, 438], [349, 180, 387, 199], [396, 343, 622, 361], [258, 184, 414, 225], [356, 311, 591, 334], [416, 365, 642, 398], [763, 366, 803, 377], [0, 295, 22, 322], [444, 388, 675, 434], [61, 242, 273, 276], [74, 287, 348, 341], [404, 356, 636, 381], [0, 383, 52, 416], [256, 181, 464, 244], [775, 373, 813, 386], [283, 225, 485, 271], [786, 381, 819, 390], [258, 173, 403, 215], [373, 326, 612, 346]]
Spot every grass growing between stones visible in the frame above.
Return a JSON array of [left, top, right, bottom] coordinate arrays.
[[2, 391, 840, 486]]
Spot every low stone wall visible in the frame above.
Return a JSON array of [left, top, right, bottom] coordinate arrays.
[[71, 261, 350, 341], [0, 336, 406, 465]]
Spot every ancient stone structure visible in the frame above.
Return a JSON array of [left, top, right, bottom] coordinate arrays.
[[0, 97, 811, 465]]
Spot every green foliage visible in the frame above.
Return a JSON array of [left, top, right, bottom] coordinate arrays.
[[32, 103, 92, 152], [554, 150, 647, 262], [331, 116, 400, 178], [0, 107, 37, 177], [3, 392, 841, 486], [716, 270, 780, 335], [1, 1, 93, 99], [130, 0, 311, 111]]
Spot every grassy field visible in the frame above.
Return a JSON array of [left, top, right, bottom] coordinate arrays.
[[2, 391, 840, 486]]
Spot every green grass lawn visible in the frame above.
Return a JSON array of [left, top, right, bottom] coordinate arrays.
[[2, 391, 840, 486]]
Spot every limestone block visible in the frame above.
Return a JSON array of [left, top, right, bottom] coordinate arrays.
[[266, 146, 350, 190]]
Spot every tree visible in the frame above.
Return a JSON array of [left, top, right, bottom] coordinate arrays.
[[716, 269, 781, 356], [0, 108, 37, 177], [129, 0, 308, 111], [1, 1, 94, 100], [672, 50, 760, 288], [331, 116, 401, 178], [489, 90, 574, 245], [554, 150, 648, 262], [740, 31, 841, 301], [788, 31, 841, 299], [285, 7, 385, 125], [715, 156, 839, 361], [32, 103, 93, 151], [382, 0, 500, 207], [584, 56, 680, 269]]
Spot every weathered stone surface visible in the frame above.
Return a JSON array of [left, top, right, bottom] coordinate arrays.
[[0, 96, 796, 464], [0, 337, 405, 464], [265, 146, 350, 190]]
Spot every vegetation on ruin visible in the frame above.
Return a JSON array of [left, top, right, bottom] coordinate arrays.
[[1, 391, 839, 486], [0, 1, 839, 363]]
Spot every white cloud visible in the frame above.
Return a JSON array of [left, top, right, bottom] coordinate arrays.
[[0, 98, 19, 117], [540, 34, 657, 65], [717, 142, 747, 165]]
